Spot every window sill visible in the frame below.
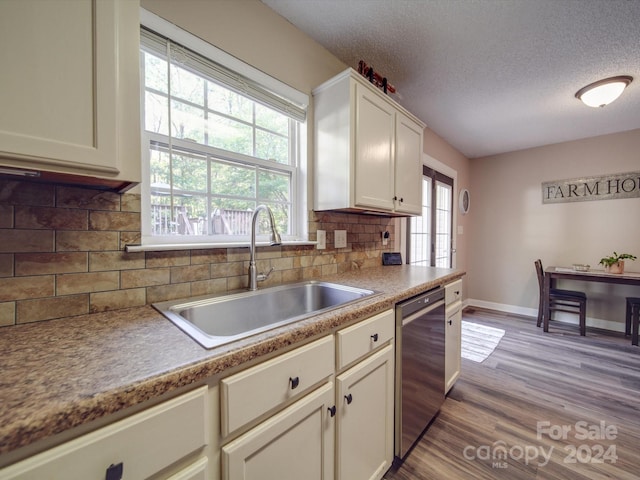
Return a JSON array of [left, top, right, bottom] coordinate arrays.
[[125, 240, 317, 253]]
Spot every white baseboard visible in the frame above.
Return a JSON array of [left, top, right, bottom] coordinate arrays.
[[465, 298, 626, 333]]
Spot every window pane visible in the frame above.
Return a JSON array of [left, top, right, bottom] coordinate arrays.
[[144, 52, 167, 93], [207, 114, 252, 155], [255, 103, 288, 136], [149, 146, 171, 187], [264, 202, 290, 236], [171, 99, 205, 143], [208, 82, 253, 123], [256, 129, 288, 164], [258, 170, 290, 202], [170, 64, 204, 106], [150, 194, 173, 235], [173, 195, 207, 235], [210, 200, 254, 236], [211, 161, 256, 197], [172, 152, 207, 192], [145, 91, 169, 135]]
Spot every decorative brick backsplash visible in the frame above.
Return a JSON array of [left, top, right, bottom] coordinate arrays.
[[0, 178, 395, 326]]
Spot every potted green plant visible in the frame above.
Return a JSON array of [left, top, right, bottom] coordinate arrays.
[[598, 252, 637, 274]]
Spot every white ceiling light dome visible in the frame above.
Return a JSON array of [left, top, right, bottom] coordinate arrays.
[[575, 76, 633, 108]]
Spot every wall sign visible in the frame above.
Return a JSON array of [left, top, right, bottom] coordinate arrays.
[[542, 171, 640, 204]]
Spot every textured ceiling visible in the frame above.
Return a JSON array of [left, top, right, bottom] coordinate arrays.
[[262, 0, 640, 158]]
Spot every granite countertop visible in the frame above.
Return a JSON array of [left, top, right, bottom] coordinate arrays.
[[0, 265, 464, 460]]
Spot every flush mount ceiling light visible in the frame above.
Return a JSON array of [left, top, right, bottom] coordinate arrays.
[[575, 75, 633, 108]]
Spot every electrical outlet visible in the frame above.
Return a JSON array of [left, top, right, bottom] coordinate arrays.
[[335, 230, 347, 248], [316, 230, 326, 250]]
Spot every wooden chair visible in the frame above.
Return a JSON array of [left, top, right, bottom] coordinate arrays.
[[625, 297, 640, 346], [535, 259, 587, 336]]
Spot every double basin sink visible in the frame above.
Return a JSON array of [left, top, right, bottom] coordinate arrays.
[[154, 281, 377, 349]]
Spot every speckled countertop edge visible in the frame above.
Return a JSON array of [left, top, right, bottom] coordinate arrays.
[[0, 266, 465, 457]]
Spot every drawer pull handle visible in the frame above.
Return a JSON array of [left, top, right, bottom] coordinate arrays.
[[455, 290, 460, 295], [106, 462, 124, 480], [371, 333, 379, 342], [344, 393, 353, 405], [289, 376, 300, 389], [328, 405, 337, 417]]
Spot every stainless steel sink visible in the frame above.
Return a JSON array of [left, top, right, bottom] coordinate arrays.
[[153, 281, 377, 349]]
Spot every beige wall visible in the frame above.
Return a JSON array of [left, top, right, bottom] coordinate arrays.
[[422, 128, 471, 293], [468, 128, 640, 330]]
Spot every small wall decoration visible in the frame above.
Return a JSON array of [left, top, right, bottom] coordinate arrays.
[[542, 171, 640, 204], [459, 189, 470, 214]]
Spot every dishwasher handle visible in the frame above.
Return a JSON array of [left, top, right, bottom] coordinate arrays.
[[401, 299, 445, 327]]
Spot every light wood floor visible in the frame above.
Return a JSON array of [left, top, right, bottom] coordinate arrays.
[[385, 308, 640, 480]]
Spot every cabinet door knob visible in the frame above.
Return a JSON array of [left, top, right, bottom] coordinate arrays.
[[371, 333, 379, 342], [448, 319, 453, 325], [289, 376, 300, 389], [400, 197, 404, 203], [106, 463, 124, 480], [393, 196, 398, 201], [344, 393, 353, 405], [328, 405, 337, 417]]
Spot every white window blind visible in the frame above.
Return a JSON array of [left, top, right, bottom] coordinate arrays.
[[140, 28, 307, 123]]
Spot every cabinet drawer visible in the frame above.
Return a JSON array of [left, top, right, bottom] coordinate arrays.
[[221, 335, 334, 437], [2, 386, 208, 480], [446, 300, 462, 318], [336, 309, 394, 370], [445, 279, 463, 305]]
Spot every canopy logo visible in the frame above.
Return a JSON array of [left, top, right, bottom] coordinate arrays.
[[542, 171, 640, 204]]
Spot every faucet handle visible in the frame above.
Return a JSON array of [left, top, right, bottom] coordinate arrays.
[[257, 267, 275, 282]]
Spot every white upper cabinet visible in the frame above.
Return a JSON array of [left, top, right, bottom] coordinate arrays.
[[0, 0, 141, 190], [313, 68, 425, 215]]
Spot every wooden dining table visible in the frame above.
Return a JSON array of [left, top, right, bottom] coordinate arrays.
[[543, 266, 640, 333]]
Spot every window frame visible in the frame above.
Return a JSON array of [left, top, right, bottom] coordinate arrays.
[[138, 9, 309, 248]]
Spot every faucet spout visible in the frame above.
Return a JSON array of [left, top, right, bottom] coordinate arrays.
[[248, 205, 282, 291]]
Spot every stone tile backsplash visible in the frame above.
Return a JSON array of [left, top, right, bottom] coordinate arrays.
[[0, 178, 395, 326]]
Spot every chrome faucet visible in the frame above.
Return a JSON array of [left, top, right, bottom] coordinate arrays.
[[248, 205, 282, 290]]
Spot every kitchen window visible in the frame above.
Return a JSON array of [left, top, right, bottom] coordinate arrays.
[[138, 13, 308, 247]]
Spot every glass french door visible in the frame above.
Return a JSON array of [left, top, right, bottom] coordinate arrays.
[[407, 167, 453, 267]]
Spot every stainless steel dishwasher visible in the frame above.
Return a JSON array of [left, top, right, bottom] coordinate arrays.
[[395, 286, 446, 460]]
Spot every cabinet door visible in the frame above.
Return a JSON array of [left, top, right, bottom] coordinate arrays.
[[336, 344, 394, 480], [445, 303, 462, 393], [394, 112, 423, 215], [0, 0, 139, 182], [1, 387, 209, 480], [354, 85, 395, 211], [222, 382, 335, 480]]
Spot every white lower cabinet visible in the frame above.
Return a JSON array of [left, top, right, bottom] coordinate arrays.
[[336, 344, 395, 480], [1, 386, 210, 480], [221, 382, 335, 480], [445, 280, 463, 393], [220, 309, 395, 480]]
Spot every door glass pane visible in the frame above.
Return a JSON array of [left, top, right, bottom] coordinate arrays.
[[434, 181, 452, 267], [409, 177, 432, 265]]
